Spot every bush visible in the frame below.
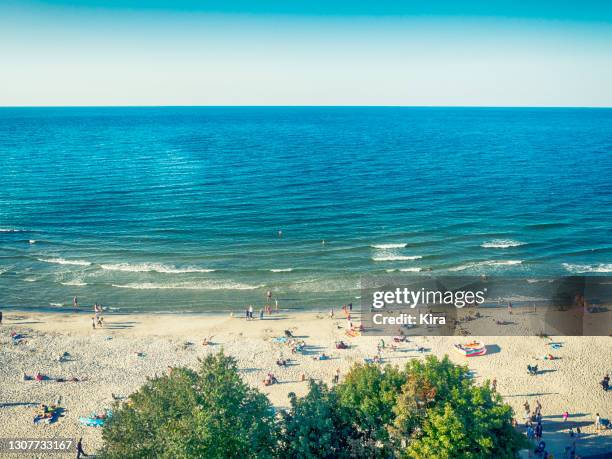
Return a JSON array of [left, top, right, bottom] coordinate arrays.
[[279, 381, 358, 458], [335, 363, 405, 456], [101, 353, 525, 458], [101, 352, 277, 459]]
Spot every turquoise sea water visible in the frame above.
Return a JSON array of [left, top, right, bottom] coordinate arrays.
[[0, 107, 611, 312]]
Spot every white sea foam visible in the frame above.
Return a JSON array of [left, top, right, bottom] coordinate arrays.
[[372, 255, 422, 261], [29, 240, 36, 244], [61, 280, 88, 286], [0, 268, 9, 275], [270, 268, 293, 272], [24, 277, 38, 282], [112, 281, 262, 290], [399, 267, 422, 272], [562, 263, 612, 273], [100, 263, 214, 274], [38, 258, 92, 266], [450, 260, 523, 271], [0, 228, 21, 232], [481, 239, 524, 249], [49, 303, 64, 307], [289, 278, 360, 293], [371, 243, 407, 249]]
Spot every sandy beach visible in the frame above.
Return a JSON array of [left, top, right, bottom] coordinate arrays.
[[1, 307, 610, 457]]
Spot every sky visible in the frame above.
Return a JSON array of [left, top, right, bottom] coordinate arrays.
[[1, 1, 611, 106]]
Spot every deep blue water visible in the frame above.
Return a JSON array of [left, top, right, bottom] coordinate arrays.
[[0, 107, 611, 312]]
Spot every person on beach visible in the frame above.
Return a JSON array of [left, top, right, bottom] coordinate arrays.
[[601, 374, 610, 391], [536, 400, 543, 416], [333, 368, 340, 384], [535, 421, 543, 441], [73, 296, 78, 308], [259, 308, 264, 320], [0, 309, 3, 325], [76, 437, 88, 458], [267, 290, 272, 301], [562, 411, 569, 422], [275, 299, 279, 311], [595, 413, 601, 431], [508, 301, 513, 315], [248, 305, 254, 320], [91, 317, 96, 329]]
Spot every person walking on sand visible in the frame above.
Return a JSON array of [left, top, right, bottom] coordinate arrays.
[[595, 413, 601, 431], [535, 421, 543, 441], [492, 378, 497, 393], [248, 304, 254, 320], [508, 301, 513, 315], [91, 317, 96, 329], [76, 437, 88, 458], [601, 374, 610, 392], [73, 296, 78, 308]]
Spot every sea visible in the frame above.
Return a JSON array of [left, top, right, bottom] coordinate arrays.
[[0, 107, 611, 312]]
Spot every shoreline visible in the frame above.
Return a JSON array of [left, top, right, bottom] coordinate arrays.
[[1, 309, 611, 457]]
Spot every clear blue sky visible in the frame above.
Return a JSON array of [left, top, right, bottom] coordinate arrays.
[[1, 0, 611, 106]]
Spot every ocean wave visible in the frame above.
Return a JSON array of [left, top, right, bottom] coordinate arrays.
[[61, 280, 88, 286], [38, 258, 92, 266], [481, 239, 524, 249], [288, 278, 360, 293], [49, 302, 64, 307], [270, 268, 293, 272], [562, 263, 612, 273], [29, 240, 37, 244], [24, 277, 38, 282], [100, 263, 214, 274], [111, 281, 262, 290], [372, 255, 422, 261], [0, 228, 22, 232], [371, 243, 407, 249], [450, 260, 523, 271]]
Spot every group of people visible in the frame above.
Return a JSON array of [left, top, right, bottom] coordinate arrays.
[[245, 291, 280, 320], [263, 372, 278, 386]]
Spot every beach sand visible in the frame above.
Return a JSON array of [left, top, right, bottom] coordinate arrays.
[[1, 308, 610, 457]]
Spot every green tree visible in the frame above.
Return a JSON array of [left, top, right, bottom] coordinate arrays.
[[101, 352, 277, 459], [392, 355, 525, 459], [335, 363, 405, 456], [279, 380, 358, 458]]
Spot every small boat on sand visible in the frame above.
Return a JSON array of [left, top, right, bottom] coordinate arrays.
[[454, 341, 487, 357]]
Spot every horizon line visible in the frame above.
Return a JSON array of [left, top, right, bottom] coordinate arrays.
[[1, 105, 611, 109]]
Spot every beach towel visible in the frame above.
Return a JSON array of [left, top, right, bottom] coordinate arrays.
[[79, 417, 105, 427], [272, 337, 288, 344]]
